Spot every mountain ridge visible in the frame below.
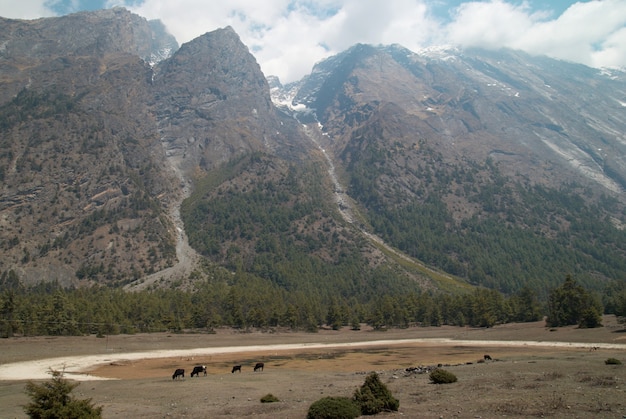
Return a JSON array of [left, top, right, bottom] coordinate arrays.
[[0, 9, 625, 298], [281, 43, 626, 197]]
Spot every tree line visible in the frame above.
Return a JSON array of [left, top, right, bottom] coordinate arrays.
[[1, 270, 622, 338]]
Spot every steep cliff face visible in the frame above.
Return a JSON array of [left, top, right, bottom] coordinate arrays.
[[153, 26, 311, 179], [0, 9, 180, 286], [0, 7, 177, 103]]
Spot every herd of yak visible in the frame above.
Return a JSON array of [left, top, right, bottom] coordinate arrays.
[[172, 362, 264, 380]]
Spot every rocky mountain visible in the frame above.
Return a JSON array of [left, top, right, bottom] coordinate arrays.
[[0, 8, 181, 286], [152, 26, 312, 180], [0, 9, 316, 288], [272, 43, 626, 293], [1, 8, 625, 297], [284, 44, 626, 196]]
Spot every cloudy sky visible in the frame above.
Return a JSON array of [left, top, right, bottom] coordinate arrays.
[[1, 0, 625, 83]]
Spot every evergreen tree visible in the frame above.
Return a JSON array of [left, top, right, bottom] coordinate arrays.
[[24, 370, 102, 418], [1, 289, 17, 337], [509, 287, 543, 322], [325, 299, 342, 330], [546, 275, 602, 328], [352, 372, 399, 415]]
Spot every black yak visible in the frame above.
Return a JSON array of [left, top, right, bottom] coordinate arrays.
[[172, 368, 185, 380], [191, 365, 207, 377]]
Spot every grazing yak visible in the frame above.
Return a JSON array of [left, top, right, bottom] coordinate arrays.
[[254, 362, 264, 372], [191, 365, 207, 377], [231, 365, 242, 373], [172, 368, 185, 380], [484, 354, 492, 361]]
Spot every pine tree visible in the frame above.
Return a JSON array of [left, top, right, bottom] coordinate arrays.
[[24, 369, 103, 418], [352, 372, 399, 415], [546, 275, 602, 328]]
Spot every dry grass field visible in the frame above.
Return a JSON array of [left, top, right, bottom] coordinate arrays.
[[1, 316, 625, 418]]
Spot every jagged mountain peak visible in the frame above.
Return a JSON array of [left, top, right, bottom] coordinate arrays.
[[179, 25, 242, 51], [0, 7, 176, 63], [153, 24, 289, 176]]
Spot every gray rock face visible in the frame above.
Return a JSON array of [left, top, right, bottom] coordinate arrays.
[[0, 7, 175, 61], [0, 9, 180, 286], [284, 44, 626, 197], [153, 26, 310, 177], [0, 7, 177, 103]]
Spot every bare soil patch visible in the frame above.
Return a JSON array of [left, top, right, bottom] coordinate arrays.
[[1, 317, 625, 418]]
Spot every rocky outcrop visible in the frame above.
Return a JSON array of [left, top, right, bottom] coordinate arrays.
[[0, 9, 179, 286], [153, 26, 311, 178]]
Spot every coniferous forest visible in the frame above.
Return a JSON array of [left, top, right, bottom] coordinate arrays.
[[1, 153, 625, 338], [1, 269, 624, 338]]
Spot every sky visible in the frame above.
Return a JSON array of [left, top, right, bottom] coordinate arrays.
[[1, 0, 625, 83]]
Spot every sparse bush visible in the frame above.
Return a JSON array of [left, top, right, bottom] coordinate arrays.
[[352, 372, 399, 415], [260, 393, 279, 403], [536, 371, 564, 381], [578, 375, 617, 387], [429, 368, 458, 384], [605, 358, 622, 365], [545, 391, 567, 410], [24, 369, 103, 418], [307, 396, 360, 419]]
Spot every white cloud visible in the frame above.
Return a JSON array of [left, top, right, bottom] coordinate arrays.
[[512, 0, 626, 68], [0, 0, 624, 83], [125, 0, 444, 82], [0, 0, 55, 19], [445, 1, 540, 49], [591, 26, 626, 68]]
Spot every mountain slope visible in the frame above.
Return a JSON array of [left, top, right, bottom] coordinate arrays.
[[291, 44, 626, 195], [1, 8, 625, 300], [0, 9, 180, 286], [276, 44, 626, 294]]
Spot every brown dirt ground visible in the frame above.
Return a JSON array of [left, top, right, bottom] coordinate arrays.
[[1, 316, 625, 418]]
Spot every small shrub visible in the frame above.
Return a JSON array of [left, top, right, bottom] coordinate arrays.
[[605, 358, 622, 365], [429, 368, 457, 384], [536, 371, 564, 381], [545, 391, 567, 410], [260, 393, 279, 403], [578, 375, 617, 387], [352, 372, 399, 415], [307, 396, 360, 419]]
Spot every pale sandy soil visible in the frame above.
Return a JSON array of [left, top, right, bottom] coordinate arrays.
[[1, 317, 625, 418]]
